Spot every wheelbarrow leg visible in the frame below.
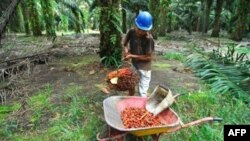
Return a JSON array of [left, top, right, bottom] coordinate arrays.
[[97, 125, 127, 141], [151, 134, 161, 141], [109, 126, 126, 141]]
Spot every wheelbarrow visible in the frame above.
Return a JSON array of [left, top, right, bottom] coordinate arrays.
[[97, 96, 222, 141]]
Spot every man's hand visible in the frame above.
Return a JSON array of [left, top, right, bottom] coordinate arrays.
[[125, 53, 133, 59], [123, 47, 130, 61], [124, 47, 128, 54]]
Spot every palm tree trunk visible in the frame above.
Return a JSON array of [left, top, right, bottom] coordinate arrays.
[[40, 0, 56, 36], [202, 0, 212, 33], [21, 0, 30, 35], [9, 4, 23, 32], [149, 0, 160, 39], [72, 10, 81, 33], [196, 17, 201, 32], [17, 4, 25, 32], [27, 0, 42, 36], [0, 0, 21, 35], [0, 0, 12, 15], [211, 0, 223, 37], [122, 8, 127, 33], [158, 0, 169, 36], [167, 12, 172, 33], [99, 0, 122, 67], [158, 14, 167, 36], [231, 0, 250, 41]]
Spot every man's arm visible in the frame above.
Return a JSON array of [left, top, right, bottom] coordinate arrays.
[[125, 37, 154, 61], [125, 53, 152, 61]]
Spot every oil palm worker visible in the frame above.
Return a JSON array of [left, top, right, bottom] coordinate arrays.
[[123, 11, 155, 97]]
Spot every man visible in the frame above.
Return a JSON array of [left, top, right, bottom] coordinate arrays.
[[123, 11, 154, 97]]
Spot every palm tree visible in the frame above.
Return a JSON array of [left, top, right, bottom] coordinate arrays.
[[202, 0, 212, 33], [56, 0, 85, 33], [211, 0, 224, 37], [99, 0, 122, 67], [158, 0, 170, 36], [149, 0, 160, 39], [122, 8, 127, 33], [8, 4, 24, 32], [231, 0, 250, 41], [40, 0, 56, 36], [0, 0, 22, 36], [20, 0, 31, 35], [27, 0, 42, 36]]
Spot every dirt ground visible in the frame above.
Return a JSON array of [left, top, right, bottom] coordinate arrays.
[[27, 54, 199, 96], [0, 32, 203, 95]]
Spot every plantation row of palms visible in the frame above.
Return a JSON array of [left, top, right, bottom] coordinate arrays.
[[1, 0, 249, 38], [1, 0, 249, 67]]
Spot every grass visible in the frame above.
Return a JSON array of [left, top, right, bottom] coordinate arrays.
[[161, 87, 249, 141], [5, 83, 245, 141], [1, 73, 248, 141], [0, 103, 21, 123], [28, 84, 53, 124], [0, 84, 104, 141], [163, 52, 184, 61], [152, 63, 171, 70]]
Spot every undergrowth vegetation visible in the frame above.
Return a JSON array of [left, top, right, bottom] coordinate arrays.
[[159, 42, 249, 141], [185, 43, 250, 105]]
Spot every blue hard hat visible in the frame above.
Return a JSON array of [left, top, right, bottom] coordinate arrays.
[[135, 11, 153, 31]]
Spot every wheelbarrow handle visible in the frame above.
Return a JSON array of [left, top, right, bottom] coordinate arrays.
[[213, 117, 223, 122], [182, 117, 223, 128], [161, 117, 223, 134]]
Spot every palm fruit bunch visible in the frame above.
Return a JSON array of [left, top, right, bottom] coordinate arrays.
[[106, 67, 139, 91]]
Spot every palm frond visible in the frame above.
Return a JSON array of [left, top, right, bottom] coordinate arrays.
[[186, 53, 250, 102], [110, 12, 122, 34], [57, 0, 84, 17]]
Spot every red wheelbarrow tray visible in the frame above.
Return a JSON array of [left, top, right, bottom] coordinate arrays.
[[103, 96, 182, 136]]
